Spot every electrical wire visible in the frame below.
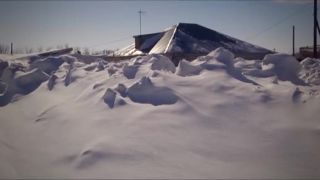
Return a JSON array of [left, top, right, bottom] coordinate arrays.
[[87, 35, 133, 49], [245, 4, 312, 41]]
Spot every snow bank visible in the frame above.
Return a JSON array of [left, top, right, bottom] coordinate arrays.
[[150, 54, 176, 73], [1, 51, 320, 179], [29, 56, 67, 74], [241, 53, 307, 85], [207, 47, 235, 66], [0, 55, 73, 106], [15, 69, 50, 93], [261, 53, 306, 85], [103, 88, 117, 108], [299, 58, 320, 85], [176, 59, 203, 76], [123, 64, 139, 79], [114, 83, 127, 97], [127, 76, 178, 105]]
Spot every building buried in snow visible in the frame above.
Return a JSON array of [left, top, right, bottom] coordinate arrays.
[[298, 46, 320, 59], [116, 23, 272, 64]]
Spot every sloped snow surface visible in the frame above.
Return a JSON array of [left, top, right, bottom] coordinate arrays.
[[0, 49, 320, 179], [127, 76, 178, 105]]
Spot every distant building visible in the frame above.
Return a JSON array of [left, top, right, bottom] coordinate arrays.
[[299, 46, 320, 59]]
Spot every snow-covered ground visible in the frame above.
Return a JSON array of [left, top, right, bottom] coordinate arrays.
[[0, 48, 320, 178]]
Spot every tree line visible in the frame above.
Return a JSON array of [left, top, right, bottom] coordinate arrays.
[[0, 43, 117, 55]]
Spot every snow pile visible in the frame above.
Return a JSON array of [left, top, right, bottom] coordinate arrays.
[[150, 54, 176, 73], [29, 55, 75, 74], [299, 58, 320, 85], [0, 49, 320, 179], [127, 76, 178, 105], [241, 53, 306, 85], [103, 88, 117, 108], [123, 64, 139, 79], [207, 47, 235, 66], [262, 53, 305, 84], [176, 59, 203, 76], [0, 55, 76, 106]]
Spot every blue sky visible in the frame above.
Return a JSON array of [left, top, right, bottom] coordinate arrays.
[[0, 0, 315, 53]]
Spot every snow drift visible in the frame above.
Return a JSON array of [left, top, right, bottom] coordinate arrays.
[[299, 57, 320, 85], [0, 48, 320, 179], [0, 55, 76, 106]]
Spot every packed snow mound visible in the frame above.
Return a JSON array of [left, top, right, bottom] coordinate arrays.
[[29, 55, 75, 74], [0, 55, 74, 106], [123, 64, 139, 79], [176, 59, 203, 76], [263, 53, 300, 72], [1, 51, 319, 107], [261, 53, 306, 85], [175, 48, 257, 86], [0, 67, 50, 106], [207, 47, 235, 66], [127, 76, 178, 105], [1, 51, 320, 179], [242, 53, 307, 85], [299, 58, 320, 85], [15, 69, 50, 92], [175, 48, 234, 77], [103, 88, 117, 108], [82, 59, 106, 72], [114, 83, 127, 97], [150, 54, 176, 73]]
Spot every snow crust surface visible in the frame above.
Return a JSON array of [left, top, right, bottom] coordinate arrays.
[[0, 49, 320, 179]]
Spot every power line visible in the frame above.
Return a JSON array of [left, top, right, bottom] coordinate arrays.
[[245, 4, 312, 41], [87, 35, 132, 49]]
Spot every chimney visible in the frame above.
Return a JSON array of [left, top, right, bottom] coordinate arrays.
[[134, 35, 142, 50]]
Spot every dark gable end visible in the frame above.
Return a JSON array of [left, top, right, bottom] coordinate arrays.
[[133, 32, 164, 53]]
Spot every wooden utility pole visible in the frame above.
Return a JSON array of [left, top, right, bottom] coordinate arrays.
[[314, 0, 318, 58], [292, 26, 295, 56], [10, 43, 13, 55], [138, 9, 145, 36]]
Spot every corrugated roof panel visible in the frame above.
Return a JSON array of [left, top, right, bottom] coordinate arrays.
[[149, 27, 176, 54]]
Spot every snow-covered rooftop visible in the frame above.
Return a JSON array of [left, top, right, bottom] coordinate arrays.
[[117, 23, 272, 59]]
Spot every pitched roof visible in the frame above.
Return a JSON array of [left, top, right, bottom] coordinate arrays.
[[149, 23, 271, 55], [117, 23, 272, 59]]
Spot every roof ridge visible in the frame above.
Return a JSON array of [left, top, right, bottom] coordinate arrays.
[[164, 24, 178, 53]]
